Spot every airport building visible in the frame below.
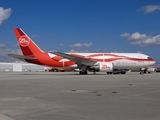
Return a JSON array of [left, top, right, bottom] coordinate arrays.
[[0, 62, 47, 72]]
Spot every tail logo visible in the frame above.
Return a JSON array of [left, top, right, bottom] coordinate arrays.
[[19, 35, 30, 47]]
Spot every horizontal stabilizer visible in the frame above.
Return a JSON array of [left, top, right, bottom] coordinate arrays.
[[50, 51, 96, 66], [8, 54, 36, 61]]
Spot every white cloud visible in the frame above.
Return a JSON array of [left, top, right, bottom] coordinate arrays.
[[59, 43, 63, 46], [120, 33, 130, 37], [0, 43, 6, 47], [0, 7, 12, 25], [68, 49, 79, 53], [95, 48, 107, 52], [129, 32, 147, 40], [68, 49, 89, 53], [31, 34, 39, 38], [72, 43, 82, 47], [71, 42, 92, 47], [0, 48, 22, 62], [0, 43, 22, 62], [137, 5, 160, 14], [127, 32, 160, 46]]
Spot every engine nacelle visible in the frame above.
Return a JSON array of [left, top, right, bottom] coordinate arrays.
[[92, 62, 113, 72]]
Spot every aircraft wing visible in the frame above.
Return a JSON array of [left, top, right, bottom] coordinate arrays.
[[50, 52, 97, 66], [8, 54, 36, 61]]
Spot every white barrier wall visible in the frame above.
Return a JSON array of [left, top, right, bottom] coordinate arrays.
[[0, 62, 46, 72], [13, 64, 22, 71]]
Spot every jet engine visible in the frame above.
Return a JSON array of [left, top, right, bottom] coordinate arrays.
[[91, 62, 113, 72]]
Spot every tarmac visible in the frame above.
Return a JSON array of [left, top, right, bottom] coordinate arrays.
[[0, 71, 160, 120]]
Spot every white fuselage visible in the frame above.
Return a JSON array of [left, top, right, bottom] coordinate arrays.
[[58, 53, 155, 70]]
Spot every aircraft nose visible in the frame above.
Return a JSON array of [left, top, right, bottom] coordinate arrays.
[[152, 58, 155, 64], [153, 60, 155, 64], [148, 57, 155, 64]]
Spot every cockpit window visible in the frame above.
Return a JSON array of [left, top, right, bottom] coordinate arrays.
[[148, 57, 153, 60]]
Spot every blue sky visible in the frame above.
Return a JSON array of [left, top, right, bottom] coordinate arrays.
[[0, 0, 160, 62]]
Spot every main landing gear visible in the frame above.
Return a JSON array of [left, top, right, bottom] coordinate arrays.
[[79, 71, 88, 75], [79, 70, 97, 75], [140, 70, 144, 75], [79, 66, 89, 75]]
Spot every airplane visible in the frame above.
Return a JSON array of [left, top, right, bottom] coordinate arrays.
[[8, 28, 155, 75]]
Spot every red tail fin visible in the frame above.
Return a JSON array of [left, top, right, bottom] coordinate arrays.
[[14, 28, 43, 56]]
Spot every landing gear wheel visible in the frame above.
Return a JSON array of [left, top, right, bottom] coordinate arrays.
[[107, 72, 112, 75], [140, 71, 144, 75], [79, 71, 88, 75], [84, 71, 88, 75], [79, 71, 83, 75]]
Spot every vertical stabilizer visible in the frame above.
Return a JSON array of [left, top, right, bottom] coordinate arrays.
[[14, 28, 43, 56]]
